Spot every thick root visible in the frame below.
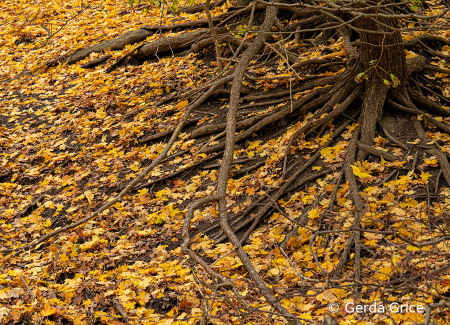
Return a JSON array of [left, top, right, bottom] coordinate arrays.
[[357, 82, 388, 161]]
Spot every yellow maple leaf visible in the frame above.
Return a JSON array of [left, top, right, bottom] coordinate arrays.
[[95, 108, 106, 119], [84, 190, 94, 204], [351, 165, 371, 179], [420, 172, 432, 181], [406, 245, 421, 251], [174, 99, 189, 110], [308, 209, 320, 219], [424, 157, 438, 165], [377, 266, 393, 281], [41, 304, 57, 317], [138, 188, 148, 196]]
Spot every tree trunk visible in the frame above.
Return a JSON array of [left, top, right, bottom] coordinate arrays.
[[355, 6, 409, 160]]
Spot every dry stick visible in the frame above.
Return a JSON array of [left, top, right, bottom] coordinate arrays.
[[205, 0, 223, 72], [319, 169, 346, 248], [182, 202, 258, 324], [20, 276, 36, 300], [315, 119, 329, 139], [0, 75, 233, 256], [213, 3, 302, 324], [214, 118, 354, 243], [264, 41, 306, 81], [197, 281, 249, 325], [246, 73, 316, 82], [112, 297, 129, 323], [279, 195, 322, 251], [376, 170, 398, 187], [106, 42, 147, 73], [283, 85, 360, 174], [126, 41, 238, 119], [233, 0, 258, 58], [212, 156, 322, 243]]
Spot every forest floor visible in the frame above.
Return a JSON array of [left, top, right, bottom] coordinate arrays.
[[1, 0, 450, 324]]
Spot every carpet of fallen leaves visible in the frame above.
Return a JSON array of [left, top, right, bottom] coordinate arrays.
[[2, 0, 450, 324]]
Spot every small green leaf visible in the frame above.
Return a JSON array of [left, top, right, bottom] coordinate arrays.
[[369, 60, 377, 65], [355, 72, 365, 83], [412, 5, 419, 10], [390, 74, 395, 81]]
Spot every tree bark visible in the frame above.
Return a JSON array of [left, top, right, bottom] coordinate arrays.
[[355, 3, 409, 160]]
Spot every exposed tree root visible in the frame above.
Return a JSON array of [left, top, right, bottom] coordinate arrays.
[[16, 191, 48, 219], [133, 151, 223, 191], [168, 0, 226, 15], [242, 75, 336, 101], [66, 29, 154, 65], [379, 120, 409, 150], [66, 3, 265, 66], [191, 33, 249, 53], [334, 129, 363, 280], [133, 28, 228, 60], [210, 118, 354, 244], [201, 86, 333, 155], [191, 114, 267, 138], [283, 83, 361, 173], [357, 83, 388, 161], [181, 4, 303, 324], [357, 142, 399, 161], [139, 118, 201, 143]]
